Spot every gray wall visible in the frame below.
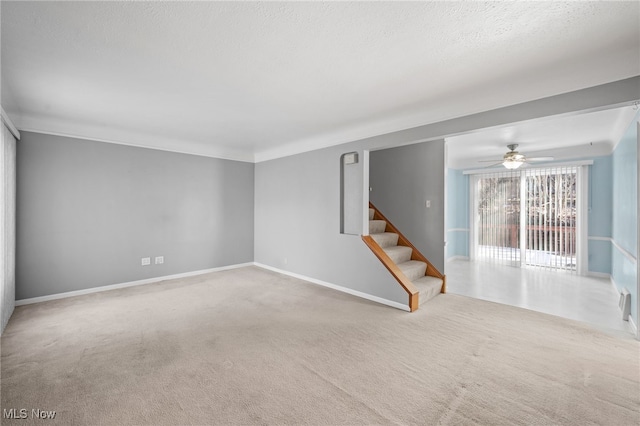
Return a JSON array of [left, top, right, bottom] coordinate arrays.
[[254, 146, 409, 305], [17, 132, 254, 300], [370, 141, 445, 272]]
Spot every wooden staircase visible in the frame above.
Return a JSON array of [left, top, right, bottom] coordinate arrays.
[[362, 203, 446, 312]]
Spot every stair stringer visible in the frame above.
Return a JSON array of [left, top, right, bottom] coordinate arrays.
[[362, 235, 420, 311], [364, 202, 447, 312]]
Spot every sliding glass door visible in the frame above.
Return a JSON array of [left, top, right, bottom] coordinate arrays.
[[472, 166, 585, 273], [476, 172, 521, 266], [523, 167, 577, 271]]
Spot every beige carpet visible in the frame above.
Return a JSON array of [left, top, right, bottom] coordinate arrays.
[[1, 266, 639, 425]]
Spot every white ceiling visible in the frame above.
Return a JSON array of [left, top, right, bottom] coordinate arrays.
[[447, 106, 640, 169], [1, 1, 639, 162]]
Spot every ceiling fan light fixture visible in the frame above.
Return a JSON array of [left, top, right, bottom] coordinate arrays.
[[503, 159, 524, 169], [503, 152, 525, 169], [479, 144, 551, 169]]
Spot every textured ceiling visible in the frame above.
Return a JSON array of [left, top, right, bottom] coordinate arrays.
[[1, 1, 639, 162]]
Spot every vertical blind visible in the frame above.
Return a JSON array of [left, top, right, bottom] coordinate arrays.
[[476, 170, 521, 266], [523, 166, 577, 272], [475, 166, 578, 272]]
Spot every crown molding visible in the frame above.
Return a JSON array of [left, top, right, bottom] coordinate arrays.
[[14, 112, 255, 163], [1, 107, 20, 140], [20, 127, 255, 163], [9, 76, 640, 164]]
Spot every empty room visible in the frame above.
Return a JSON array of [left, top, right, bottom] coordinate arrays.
[[1, 2, 639, 425]]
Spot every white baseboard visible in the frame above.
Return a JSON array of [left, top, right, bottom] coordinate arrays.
[[253, 262, 410, 312], [587, 271, 611, 279], [608, 275, 620, 293], [15, 262, 254, 306], [587, 272, 620, 295], [628, 315, 638, 336], [587, 274, 637, 339], [447, 256, 469, 262]]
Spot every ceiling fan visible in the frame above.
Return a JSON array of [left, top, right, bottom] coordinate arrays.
[[479, 144, 554, 169]]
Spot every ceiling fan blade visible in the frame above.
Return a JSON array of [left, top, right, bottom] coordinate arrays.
[[478, 159, 504, 163], [483, 162, 505, 168], [526, 157, 554, 162]]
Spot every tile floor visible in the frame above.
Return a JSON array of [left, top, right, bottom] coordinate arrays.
[[445, 258, 634, 338]]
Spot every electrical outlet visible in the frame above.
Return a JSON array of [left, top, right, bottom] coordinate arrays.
[[141, 257, 151, 266], [155, 256, 164, 265], [426, 200, 431, 208]]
